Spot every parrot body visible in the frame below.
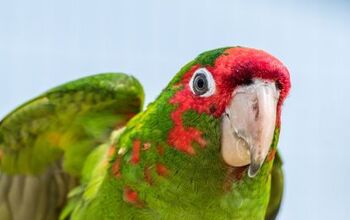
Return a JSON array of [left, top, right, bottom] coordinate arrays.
[[0, 47, 290, 220]]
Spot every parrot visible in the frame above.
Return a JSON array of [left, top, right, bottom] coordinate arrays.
[[0, 46, 291, 220]]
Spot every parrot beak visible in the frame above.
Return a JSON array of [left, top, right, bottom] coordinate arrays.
[[221, 79, 279, 177]]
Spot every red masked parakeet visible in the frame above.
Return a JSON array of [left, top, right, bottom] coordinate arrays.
[[0, 47, 291, 220]]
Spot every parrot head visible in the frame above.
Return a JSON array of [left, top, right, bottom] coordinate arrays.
[[164, 47, 291, 177]]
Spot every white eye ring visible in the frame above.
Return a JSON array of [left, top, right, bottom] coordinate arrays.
[[189, 68, 216, 97]]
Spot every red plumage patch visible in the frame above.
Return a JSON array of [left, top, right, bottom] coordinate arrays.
[[168, 64, 210, 154], [130, 140, 141, 164], [156, 163, 169, 176], [123, 186, 141, 205], [112, 157, 122, 178], [267, 149, 277, 162], [168, 105, 207, 154]]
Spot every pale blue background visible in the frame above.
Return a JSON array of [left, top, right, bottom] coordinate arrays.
[[1, 0, 349, 219]]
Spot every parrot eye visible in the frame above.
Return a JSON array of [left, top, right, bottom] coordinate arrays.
[[190, 68, 216, 97]]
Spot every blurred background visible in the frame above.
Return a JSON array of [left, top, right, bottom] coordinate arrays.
[[0, 0, 349, 219]]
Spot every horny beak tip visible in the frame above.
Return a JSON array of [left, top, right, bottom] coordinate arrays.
[[247, 162, 262, 178]]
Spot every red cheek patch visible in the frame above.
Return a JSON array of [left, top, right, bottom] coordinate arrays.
[[168, 116, 206, 155], [168, 108, 207, 154], [167, 65, 211, 154]]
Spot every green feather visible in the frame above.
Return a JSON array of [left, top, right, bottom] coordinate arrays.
[[196, 47, 231, 66]]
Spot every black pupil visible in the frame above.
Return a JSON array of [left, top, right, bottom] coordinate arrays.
[[193, 73, 208, 95], [197, 78, 205, 88]]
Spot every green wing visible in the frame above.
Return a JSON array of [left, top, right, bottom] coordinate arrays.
[[0, 73, 144, 220], [265, 151, 284, 220]]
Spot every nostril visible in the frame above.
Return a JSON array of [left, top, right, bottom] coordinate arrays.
[[241, 78, 253, 86], [275, 81, 283, 90]]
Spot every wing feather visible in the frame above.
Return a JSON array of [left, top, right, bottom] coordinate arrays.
[[0, 73, 144, 220]]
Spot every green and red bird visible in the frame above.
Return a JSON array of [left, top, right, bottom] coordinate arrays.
[[0, 47, 291, 220]]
